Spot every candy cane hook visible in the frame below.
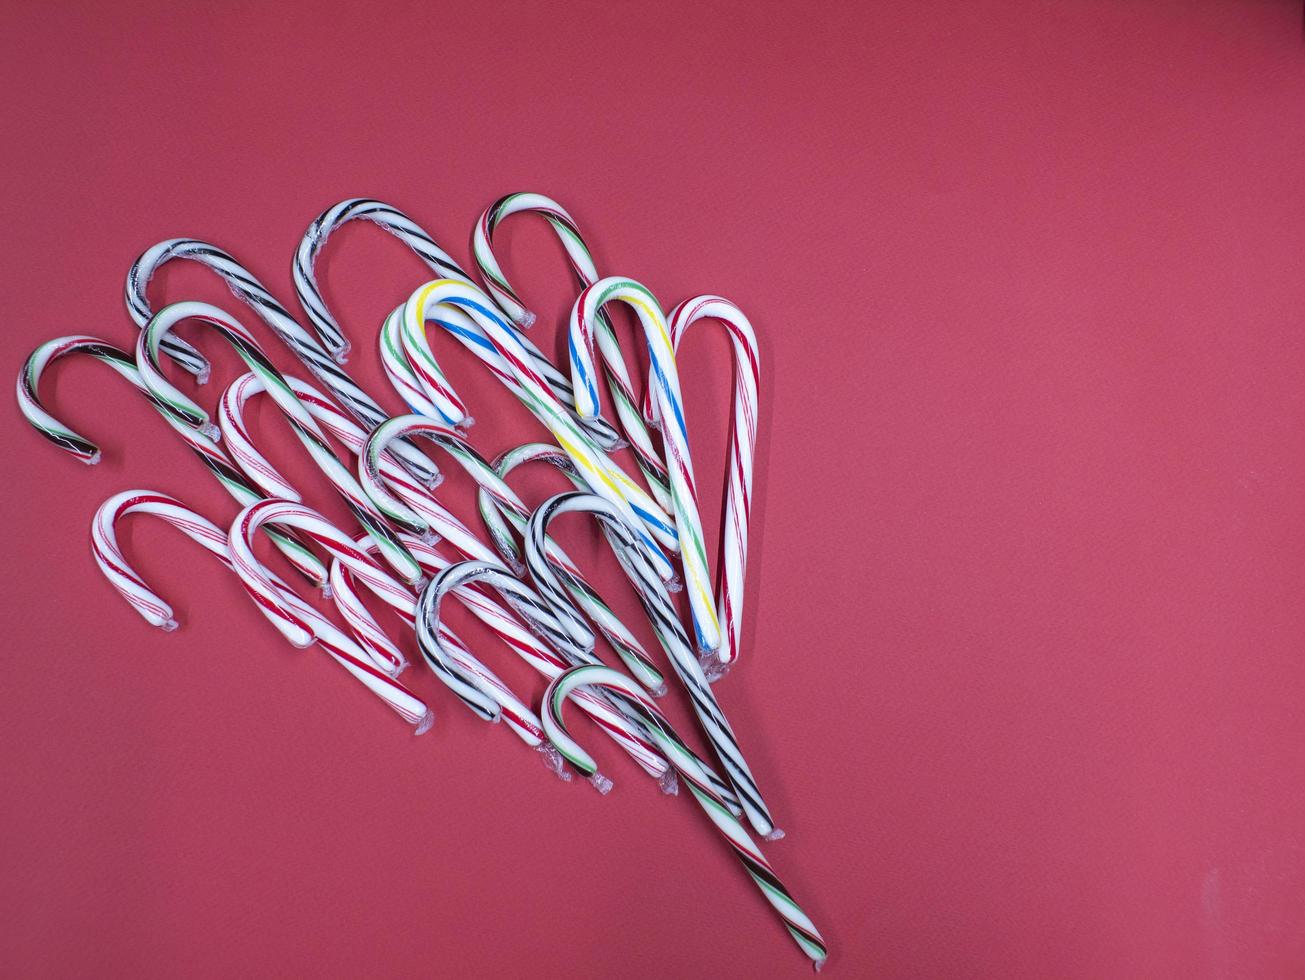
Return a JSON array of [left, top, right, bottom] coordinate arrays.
[[17, 335, 325, 586]]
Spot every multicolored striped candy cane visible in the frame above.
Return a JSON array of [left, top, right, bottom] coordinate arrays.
[[474, 441, 668, 695], [472, 193, 672, 512], [568, 277, 721, 654], [92, 490, 430, 729], [542, 664, 827, 967], [526, 491, 778, 838], [358, 415, 601, 653], [666, 296, 761, 673], [135, 301, 423, 585], [125, 236, 441, 486], [399, 277, 679, 578], [16, 335, 326, 587], [331, 531, 671, 784], [293, 199, 470, 363]]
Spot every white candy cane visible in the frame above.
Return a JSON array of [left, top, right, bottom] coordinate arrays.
[[667, 296, 761, 672]]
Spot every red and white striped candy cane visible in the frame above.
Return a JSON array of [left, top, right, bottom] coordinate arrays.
[[91, 490, 429, 729], [666, 296, 761, 672]]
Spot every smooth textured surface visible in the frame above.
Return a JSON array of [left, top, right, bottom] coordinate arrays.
[[3, 2, 1305, 976]]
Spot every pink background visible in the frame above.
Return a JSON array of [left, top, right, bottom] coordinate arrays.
[[3, 1, 1305, 976]]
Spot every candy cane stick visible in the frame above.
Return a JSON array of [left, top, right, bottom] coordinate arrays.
[[91, 490, 430, 728], [666, 296, 761, 672], [473, 192, 673, 512], [16, 335, 326, 586], [125, 236, 441, 486], [569, 277, 721, 654], [399, 278, 679, 579], [293, 199, 470, 362], [135, 301, 423, 585], [331, 532, 671, 784], [542, 664, 827, 967], [527, 491, 777, 837], [474, 441, 667, 695]]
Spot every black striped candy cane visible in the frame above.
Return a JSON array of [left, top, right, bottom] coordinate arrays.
[[542, 664, 827, 966], [16, 334, 325, 587]]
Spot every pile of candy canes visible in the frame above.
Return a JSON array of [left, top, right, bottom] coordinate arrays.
[[16, 194, 826, 967]]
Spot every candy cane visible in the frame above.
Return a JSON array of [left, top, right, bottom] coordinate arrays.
[[293, 199, 470, 362], [92, 490, 430, 729], [399, 278, 679, 579], [125, 236, 441, 486], [667, 296, 761, 672], [474, 441, 667, 695], [135, 301, 423, 585], [527, 491, 777, 838], [568, 277, 720, 654], [16, 335, 326, 586], [472, 193, 672, 512], [331, 532, 671, 784], [542, 664, 827, 966]]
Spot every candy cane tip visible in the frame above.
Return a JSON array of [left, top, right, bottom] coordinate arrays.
[[657, 770, 679, 796], [764, 827, 787, 842], [318, 582, 334, 599], [698, 655, 729, 684], [516, 310, 536, 329], [589, 772, 613, 795], [194, 364, 212, 386], [457, 415, 476, 431], [812, 956, 826, 972], [648, 681, 669, 698], [80, 450, 102, 466], [330, 341, 352, 365], [200, 421, 221, 442], [159, 617, 180, 633], [414, 710, 434, 736], [538, 744, 572, 781]]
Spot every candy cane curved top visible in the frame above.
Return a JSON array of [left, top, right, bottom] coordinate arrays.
[[293, 199, 470, 362], [666, 296, 761, 670], [414, 560, 580, 722], [568, 277, 720, 653], [541, 664, 827, 967], [526, 491, 776, 838], [92, 491, 429, 728], [17, 335, 327, 586], [401, 278, 679, 579], [136, 301, 422, 585], [472, 193, 673, 512], [125, 236, 440, 486]]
